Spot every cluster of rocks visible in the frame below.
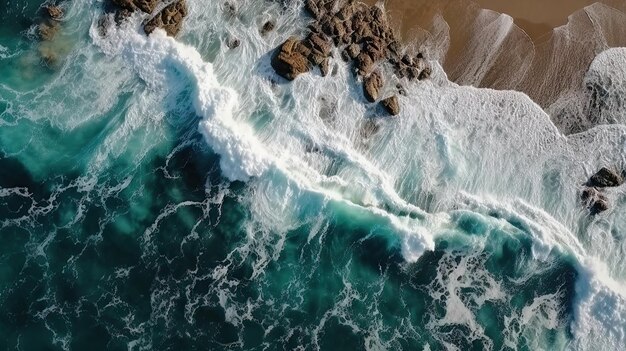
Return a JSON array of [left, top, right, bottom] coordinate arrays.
[[581, 167, 625, 214], [271, 0, 431, 116], [109, 0, 188, 37]]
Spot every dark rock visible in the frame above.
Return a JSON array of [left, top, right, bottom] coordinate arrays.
[[418, 67, 432, 81], [261, 20, 276, 36], [380, 95, 400, 116], [588, 167, 624, 188], [115, 8, 133, 24], [271, 37, 311, 80], [591, 198, 609, 214], [363, 70, 383, 102], [227, 37, 240, 49], [396, 83, 406, 96], [581, 187, 610, 214], [320, 58, 330, 77], [144, 0, 188, 37], [45, 5, 63, 20]]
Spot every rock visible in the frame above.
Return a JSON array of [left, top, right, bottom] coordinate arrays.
[[346, 43, 360, 59], [271, 37, 311, 80], [363, 38, 386, 62], [581, 187, 610, 214], [363, 70, 383, 102], [306, 33, 332, 57], [261, 20, 276, 36], [45, 5, 63, 20], [588, 167, 624, 188], [380, 95, 399, 115], [144, 0, 188, 37], [227, 37, 240, 49], [304, 0, 323, 20], [134, 0, 160, 13], [355, 52, 374, 75], [418, 67, 432, 81], [115, 8, 133, 24], [591, 198, 609, 214], [396, 83, 406, 96], [320, 57, 330, 77]]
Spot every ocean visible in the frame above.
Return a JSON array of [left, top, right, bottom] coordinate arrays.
[[1, 0, 626, 350]]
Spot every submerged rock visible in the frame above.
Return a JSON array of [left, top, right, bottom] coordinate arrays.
[[271, 37, 311, 80], [588, 167, 624, 188], [380, 95, 399, 116]]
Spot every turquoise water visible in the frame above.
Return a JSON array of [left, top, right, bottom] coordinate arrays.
[[1, 1, 626, 350]]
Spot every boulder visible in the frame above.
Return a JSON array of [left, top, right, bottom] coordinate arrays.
[[581, 187, 610, 214], [588, 167, 624, 188], [418, 67, 432, 81], [144, 0, 188, 37], [363, 71, 383, 102], [346, 43, 360, 59], [355, 52, 374, 75], [271, 37, 311, 80], [380, 95, 399, 115], [227, 37, 241, 49]]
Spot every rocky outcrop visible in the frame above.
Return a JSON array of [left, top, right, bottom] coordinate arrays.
[[271, 0, 431, 116], [271, 37, 312, 80], [108, 0, 187, 37], [580, 167, 625, 214], [380, 95, 399, 116]]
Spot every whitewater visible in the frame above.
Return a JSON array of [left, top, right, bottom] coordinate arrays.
[[1, 0, 626, 350]]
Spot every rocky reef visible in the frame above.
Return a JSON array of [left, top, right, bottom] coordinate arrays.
[[109, 0, 188, 37], [271, 0, 431, 116]]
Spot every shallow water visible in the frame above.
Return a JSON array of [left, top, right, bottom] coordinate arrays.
[[1, 0, 626, 350]]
